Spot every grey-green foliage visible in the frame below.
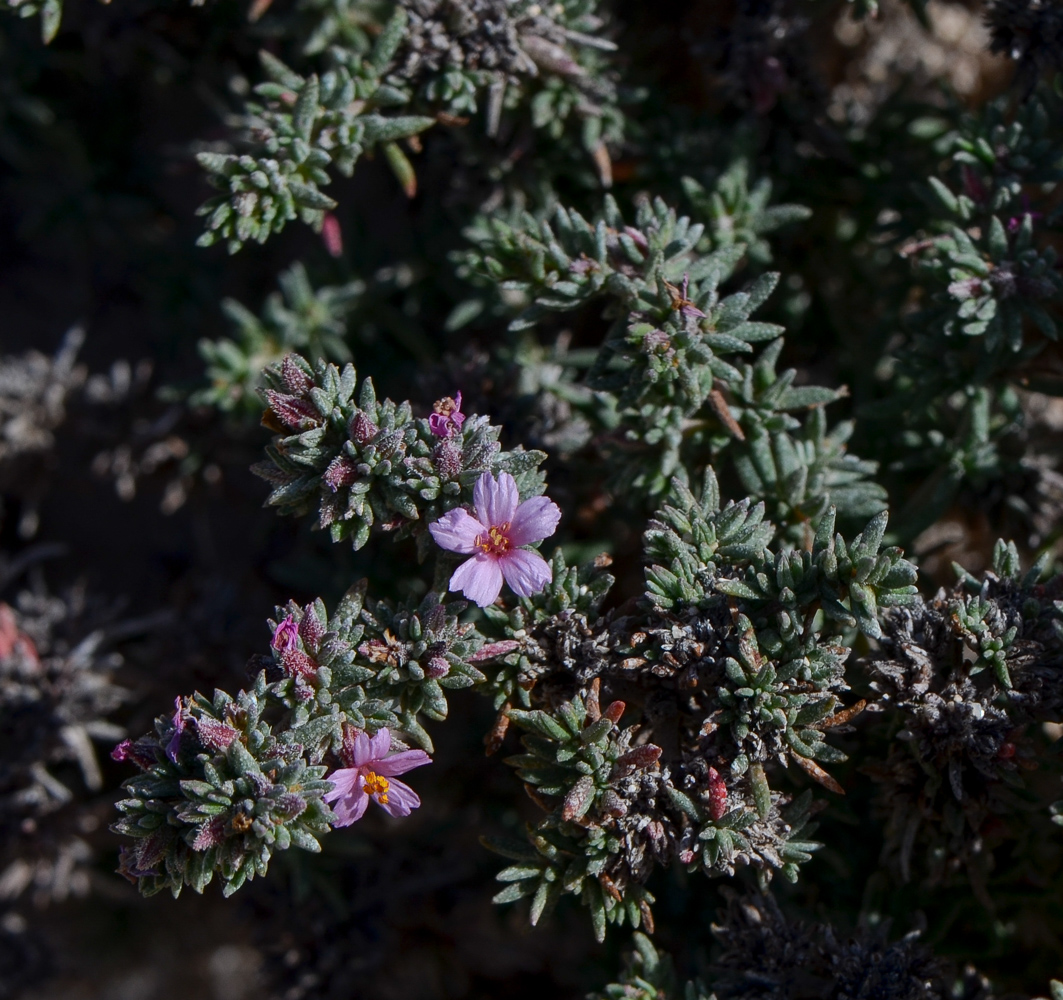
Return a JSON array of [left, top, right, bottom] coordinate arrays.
[[458, 192, 881, 529], [489, 691, 662, 942], [874, 85, 1063, 539], [112, 675, 334, 898], [915, 213, 1060, 349], [382, 0, 620, 140], [197, 15, 435, 253], [682, 159, 811, 267], [643, 470, 917, 768], [467, 470, 914, 938], [898, 90, 1063, 365], [193, 262, 364, 417], [476, 547, 615, 712], [592, 933, 713, 1000], [722, 337, 886, 539], [251, 352, 546, 553], [112, 580, 488, 896], [870, 540, 1063, 884], [200, 0, 624, 251], [271, 584, 486, 754]]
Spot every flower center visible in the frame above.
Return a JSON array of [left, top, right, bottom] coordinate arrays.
[[433, 396, 458, 417], [363, 770, 390, 804], [476, 523, 511, 556]]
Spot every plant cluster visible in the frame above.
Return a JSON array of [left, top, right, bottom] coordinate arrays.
[[7, 0, 1063, 996], [196, 0, 622, 251]]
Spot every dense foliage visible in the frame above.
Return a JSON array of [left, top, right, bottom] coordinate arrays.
[[4, 0, 1063, 997]]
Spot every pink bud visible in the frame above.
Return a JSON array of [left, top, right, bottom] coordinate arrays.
[[280, 355, 314, 395], [350, 410, 379, 446], [426, 656, 450, 679], [281, 648, 317, 682], [707, 766, 728, 821], [469, 640, 521, 662], [321, 213, 343, 257]]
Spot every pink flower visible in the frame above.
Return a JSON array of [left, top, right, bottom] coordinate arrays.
[[428, 471, 561, 607], [428, 393, 466, 438], [323, 727, 431, 826], [272, 616, 299, 652]]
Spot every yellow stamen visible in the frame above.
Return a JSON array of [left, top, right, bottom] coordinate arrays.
[[476, 523, 511, 556], [363, 771, 390, 804], [433, 396, 458, 417]]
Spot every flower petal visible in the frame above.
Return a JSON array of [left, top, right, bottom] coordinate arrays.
[[368, 727, 391, 761], [377, 777, 421, 817], [450, 554, 504, 607], [508, 495, 562, 546], [373, 749, 431, 776], [323, 769, 370, 827], [323, 768, 359, 802], [332, 789, 370, 826], [428, 508, 485, 554], [474, 471, 519, 528], [498, 548, 553, 598], [350, 730, 374, 767]]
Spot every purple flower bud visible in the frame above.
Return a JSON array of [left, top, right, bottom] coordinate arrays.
[[281, 648, 317, 682], [1008, 210, 1041, 233], [426, 656, 450, 679], [111, 740, 133, 762], [707, 766, 728, 821], [264, 390, 321, 431], [191, 818, 227, 851], [432, 439, 464, 478], [678, 274, 706, 319], [280, 355, 314, 395], [275, 792, 307, 819], [299, 605, 325, 648], [111, 739, 156, 770], [350, 410, 380, 446], [469, 640, 521, 662], [321, 213, 343, 258], [195, 717, 240, 752], [643, 329, 672, 353], [118, 845, 160, 882], [323, 455, 358, 493]]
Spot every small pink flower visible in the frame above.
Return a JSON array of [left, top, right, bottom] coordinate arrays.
[[323, 727, 431, 826], [428, 392, 466, 438], [428, 471, 561, 607], [272, 616, 299, 652]]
